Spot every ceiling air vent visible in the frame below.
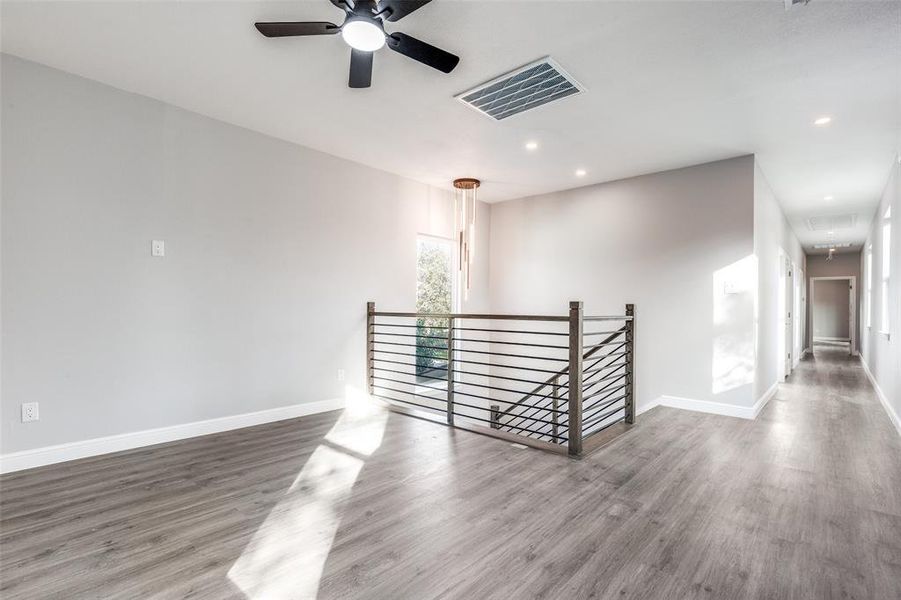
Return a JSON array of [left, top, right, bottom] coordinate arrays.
[[456, 57, 584, 121], [806, 214, 857, 232], [813, 242, 853, 250]]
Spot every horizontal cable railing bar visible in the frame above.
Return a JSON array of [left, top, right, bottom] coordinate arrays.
[[582, 330, 622, 337], [583, 415, 627, 439], [447, 347, 569, 362], [582, 361, 627, 377], [582, 384, 628, 411], [373, 311, 568, 322], [456, 384, 566, 409], [583, 350, 629, 368], [451, 394, 566, 424], [582, 370, 627, 392], [452, 367, 569, 389], [370, 357, 447, 371], [372, 349, 435, 360], [581, 404, 626, 431], [582, 393, 627, 422], [374, 370, 567, 409], [582, 362, 628, 396], [451, 358, 565, 375], [588, 383, 628, 402], [583, 339, 627, 350], [371, 392, 446, 414], [515, 422, 564, 443], [372, 367, 448, 382], [371, 322, 449, 330], [373, 340, 448, 350], [583, 315, 633, 322], [370, 357, 569, 394], [561, 387, 626, 427], [449, 409, 567, 441], [375, 383, 564, 431], [372, 375, 447, 389], [371, 331, 449, 341], [454, 326, 569, 337], [452, 337, 569, 350]]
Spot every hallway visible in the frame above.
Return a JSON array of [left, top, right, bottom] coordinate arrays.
[[1, 346, 900, 599]]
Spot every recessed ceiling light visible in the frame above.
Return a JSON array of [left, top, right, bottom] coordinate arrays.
[[814, 116, 832, 126], [575, 169, 587, 177], [525, 141, 538, 151], [824, 195, 833, 201]]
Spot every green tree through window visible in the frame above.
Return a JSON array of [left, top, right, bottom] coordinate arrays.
[[416, 238, 453, 380]]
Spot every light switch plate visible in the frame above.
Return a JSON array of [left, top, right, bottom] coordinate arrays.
[[151, 240, 165, 257]]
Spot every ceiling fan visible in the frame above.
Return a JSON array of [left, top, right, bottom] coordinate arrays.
[[255, 0, 459, 88]]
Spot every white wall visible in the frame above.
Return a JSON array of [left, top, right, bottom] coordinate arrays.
[[753, 163, 805, 399], [488, 155, 757, 410], [860, 158, 900, 432], [812, 279, 851, 339], [0, 55, 490, 455], [805, 251, 861, 349]]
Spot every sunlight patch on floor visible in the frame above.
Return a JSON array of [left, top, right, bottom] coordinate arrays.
[[227, 386, 387, 599]]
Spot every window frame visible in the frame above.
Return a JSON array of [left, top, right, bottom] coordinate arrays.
[[865, 244, 873, 329]]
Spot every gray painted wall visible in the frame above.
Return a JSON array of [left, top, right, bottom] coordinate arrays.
[[859, 160, 900, 428], [813, 279, 851, 339], [1, 55, 490, 453], [488, 155, 758, 409], [806, 251, 861, 350]]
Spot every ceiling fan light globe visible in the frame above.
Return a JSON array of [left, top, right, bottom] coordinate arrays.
[[342, 20, 385, 51]]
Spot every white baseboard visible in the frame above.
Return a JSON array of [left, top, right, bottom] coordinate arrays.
[[752, 382, 779, 418], [859, 356, 901, 437], [0, 398, 344, 474], [644, 383, 778, 421], [654, 395, 757, 419]]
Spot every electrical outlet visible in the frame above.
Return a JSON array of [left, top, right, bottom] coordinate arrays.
[[151, 240, 165, 257], [21, 402, 39, 423], [337, 369, 345, 382]]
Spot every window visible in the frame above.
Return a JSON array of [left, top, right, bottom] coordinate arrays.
[[865, 244, 873, 328], [415, 236, 455, 382], [881, 206, 891, 334]]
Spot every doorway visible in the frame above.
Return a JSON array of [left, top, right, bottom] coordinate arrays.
[[777, 252, 795, 380], [809, 276, 856, 356]]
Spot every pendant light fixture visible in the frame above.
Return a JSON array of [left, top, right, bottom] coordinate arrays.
[[453, 178, 480, 300]]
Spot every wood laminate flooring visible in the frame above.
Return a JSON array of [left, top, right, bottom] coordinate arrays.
[[2, 344, 900, 599]]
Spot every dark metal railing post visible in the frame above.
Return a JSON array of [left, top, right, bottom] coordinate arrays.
[[490, 404, 500, 429], [366, 301, 375, 395], [567, 301, 584, 456], [446, 316, 455, 425], [625, 303, 635, 424], [551, 375, 560, 442]]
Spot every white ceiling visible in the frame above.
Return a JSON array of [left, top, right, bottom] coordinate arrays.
[[2, 1, 899, 252]]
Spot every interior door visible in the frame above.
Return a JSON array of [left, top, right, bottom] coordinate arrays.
[[847, 280, 854, 356]]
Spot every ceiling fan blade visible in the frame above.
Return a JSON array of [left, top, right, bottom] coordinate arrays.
[[330, 0, 353, 10], [349, 49, 373, 88], [386, 32, 458, 73], [378, 0, 432, 22], [377, 0, 432, 22], [254, 22, 340, 37]]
